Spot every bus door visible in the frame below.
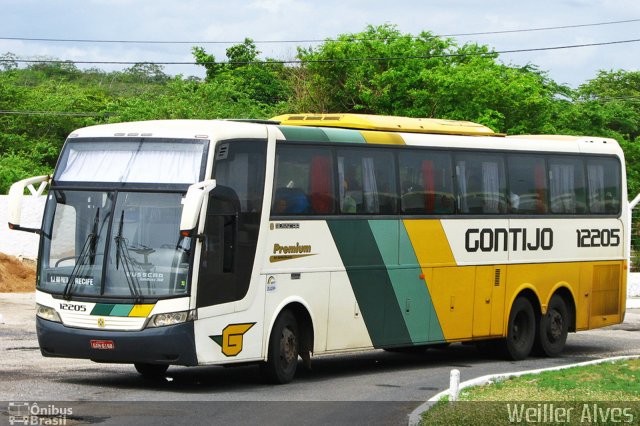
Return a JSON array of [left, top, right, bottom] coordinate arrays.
[[196, 140, 266, 309]]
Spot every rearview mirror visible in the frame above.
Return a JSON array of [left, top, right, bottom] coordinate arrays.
[[7, 175, 50, 234], [180, 179, 216, 232]]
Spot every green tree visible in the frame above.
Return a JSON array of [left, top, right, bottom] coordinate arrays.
[[293, 24, 563, 134], [193, 39, 289, 105]]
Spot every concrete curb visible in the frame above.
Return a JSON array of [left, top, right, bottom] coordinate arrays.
[[407, 355, 640, 426]]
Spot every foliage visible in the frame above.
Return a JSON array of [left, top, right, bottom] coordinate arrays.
[[293, 25, 561, 135], [193, 38, 289, 105], [0, 26, 639, 194]]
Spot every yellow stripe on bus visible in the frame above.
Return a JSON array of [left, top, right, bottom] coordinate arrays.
[[403, 219, 456, 267], [359, 130, 406, 145], [128, 304, 155, 317]]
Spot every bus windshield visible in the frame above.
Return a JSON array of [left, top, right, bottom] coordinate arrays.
[[39, 189, 192, 300]]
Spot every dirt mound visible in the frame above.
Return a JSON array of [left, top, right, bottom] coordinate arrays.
[[0, 252, 36, 292]]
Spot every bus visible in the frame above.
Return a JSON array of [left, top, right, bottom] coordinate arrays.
[[7, 114, 628, 384]]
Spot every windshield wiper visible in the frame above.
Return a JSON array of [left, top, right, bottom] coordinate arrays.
[[114, 210, 143, 303], [62, 208, 99, 300]]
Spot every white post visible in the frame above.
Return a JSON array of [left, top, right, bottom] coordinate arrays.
[[449, 369, 460, 401]]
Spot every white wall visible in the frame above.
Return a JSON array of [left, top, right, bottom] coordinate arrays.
[[628, 273, 640, 308], [0, 194, 46, 259]]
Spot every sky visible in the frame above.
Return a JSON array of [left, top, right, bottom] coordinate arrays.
[[2, 0, 639, 88]]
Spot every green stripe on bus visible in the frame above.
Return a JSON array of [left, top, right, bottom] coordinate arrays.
[[109, 304, 134, 317], [277, 126, 330, 142], [367, 220, 444, 345], [397, 222, 445, 343], [321, 128, 366, 143], [327, 220, 411, 347], [90, 304, 115, 316]]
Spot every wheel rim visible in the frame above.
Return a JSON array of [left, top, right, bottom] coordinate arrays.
[[547, 309, 564, 342], [279, 327, 297, 366], [512, 311, 530, 348]]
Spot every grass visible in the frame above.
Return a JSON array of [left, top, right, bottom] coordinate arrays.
[[421, 359, 640, 425]]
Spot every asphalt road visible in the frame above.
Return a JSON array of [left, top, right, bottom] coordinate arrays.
[[1, 293, 639, 425]]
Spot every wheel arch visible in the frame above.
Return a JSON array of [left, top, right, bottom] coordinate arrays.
[[264, 298, 315, 361], [548, 285, 577, 332], [505, 285, 543, 333]]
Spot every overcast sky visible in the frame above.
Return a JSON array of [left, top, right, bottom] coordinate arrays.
[[2, 0, 639, 87]]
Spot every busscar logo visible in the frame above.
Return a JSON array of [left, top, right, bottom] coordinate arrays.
[[269, 243, 315, 263], [210, 323, 256, 357]]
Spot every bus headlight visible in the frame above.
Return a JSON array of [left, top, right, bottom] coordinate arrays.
[[147, 310, 196, 328], [36, 304, 62, 323]]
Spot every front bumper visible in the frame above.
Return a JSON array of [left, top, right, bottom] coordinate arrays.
[[36, 317, 198, 366]]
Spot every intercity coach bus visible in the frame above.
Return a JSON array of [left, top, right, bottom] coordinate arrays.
[[8, 114, 628, 383]]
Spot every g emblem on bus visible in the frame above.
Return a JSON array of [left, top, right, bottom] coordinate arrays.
[[97, 317, 105, 328], [210, 323, 256, 357]]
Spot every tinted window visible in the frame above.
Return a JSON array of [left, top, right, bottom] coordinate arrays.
[[272, 146, 335, 215], [337, 148, 397, 214], [587, 157, 621, 214], [507, 155, 548, 214], [213, 140, 267, 214], [399, 151, 454, 214], [456, 153, 507, 214], [549, 157, 586, 214]]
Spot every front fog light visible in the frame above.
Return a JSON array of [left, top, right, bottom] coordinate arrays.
[[147, 310, 196, 328], [36, 304, 62, 323]]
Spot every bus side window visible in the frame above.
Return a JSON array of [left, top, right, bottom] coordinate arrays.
[[507, 155, 548, 214], [337, 148, 397, 215], [272, 146, 335, 215], [399, 150, 454, 215], [587, 157, 621, 214], [549, 157, 586, 214], [456, 154, 507, 214]]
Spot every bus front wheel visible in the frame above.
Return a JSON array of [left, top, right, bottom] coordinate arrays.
[[261, 310, 299, 384], [536, 295, 569, 357], [134, 363, 168, 379], [502, 297, 535, 360]]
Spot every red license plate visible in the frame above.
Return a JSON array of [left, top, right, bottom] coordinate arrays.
[[90, 339, 115, 350]]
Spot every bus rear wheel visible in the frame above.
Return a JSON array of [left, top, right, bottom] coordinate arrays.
[[502, 297, 535, 360], [261, 310, 299, 384], [134, 363, 168, 379], [536, 295, 569, 357]]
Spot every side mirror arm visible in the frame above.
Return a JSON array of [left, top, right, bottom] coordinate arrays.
[[7, 175, 50, 234]]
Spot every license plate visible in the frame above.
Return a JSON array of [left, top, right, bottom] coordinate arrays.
[[90, 339, 115, 350]]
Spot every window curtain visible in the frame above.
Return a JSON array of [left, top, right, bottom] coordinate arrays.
[[534, 162, 547, 213], [422, 160, 435, 213], [310, 155, 332, 214], [482, 161, 500, 212], [362, 157, 379, 213], [337, 157, 346, 211], [58, 144, 204, 184], [587, 164, 605, 213], [550, 164, 575, 213], [456, 162, 468, 212]]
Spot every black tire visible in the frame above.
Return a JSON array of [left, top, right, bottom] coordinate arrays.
[[535, 295, 569, 357], [502, 297, 536, 360], [134, 363, 168, 379], [261, 310, 299, 384]]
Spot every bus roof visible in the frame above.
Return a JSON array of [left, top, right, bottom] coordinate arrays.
[[271, 113, 500, 137]]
